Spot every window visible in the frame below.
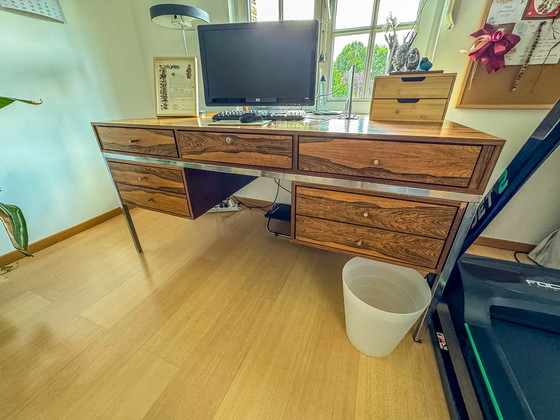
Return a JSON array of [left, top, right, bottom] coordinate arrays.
[[250, 0, 315, 22], [247, 0, 441, 105], [329, 0, 421, 99]]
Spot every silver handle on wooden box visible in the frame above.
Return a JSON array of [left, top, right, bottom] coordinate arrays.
[[225, 136, 233, 144]]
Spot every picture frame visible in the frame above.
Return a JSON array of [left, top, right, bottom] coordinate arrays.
[[154, 56, 198, 117], [523, 0, 560, 19]]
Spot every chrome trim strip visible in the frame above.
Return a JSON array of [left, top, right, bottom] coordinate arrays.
[[102, 152, 482, 203]]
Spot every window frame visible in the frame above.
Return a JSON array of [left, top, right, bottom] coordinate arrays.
[[240, 0, 444, 110], [325, 0, 417, 101]]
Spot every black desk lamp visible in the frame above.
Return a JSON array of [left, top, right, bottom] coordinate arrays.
[[149, 4, 210, 55]]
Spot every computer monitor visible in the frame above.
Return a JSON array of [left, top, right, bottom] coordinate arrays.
[[197, 20, 319, 107]]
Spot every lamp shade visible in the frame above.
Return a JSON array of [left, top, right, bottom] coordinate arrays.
[[150, 4, 210, 30]]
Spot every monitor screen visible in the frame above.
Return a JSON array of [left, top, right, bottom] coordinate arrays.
[[197, 20, 319, 107]]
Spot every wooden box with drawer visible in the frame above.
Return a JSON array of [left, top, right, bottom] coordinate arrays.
[[292, 183, 466, 272], [369, 73, 456, 122]]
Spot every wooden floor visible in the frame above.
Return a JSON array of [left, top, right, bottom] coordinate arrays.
[[0, 207, 465, 419]]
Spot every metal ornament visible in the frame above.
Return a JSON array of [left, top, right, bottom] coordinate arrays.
[[406, 48, 420, 71]]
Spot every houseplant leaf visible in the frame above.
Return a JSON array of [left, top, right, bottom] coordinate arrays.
[[0, 202, 32, 256], [0, 96, 43, 109], [0, 96, 40, 258]]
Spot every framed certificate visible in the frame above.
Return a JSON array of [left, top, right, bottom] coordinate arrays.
[[154, 57, 198, 117]]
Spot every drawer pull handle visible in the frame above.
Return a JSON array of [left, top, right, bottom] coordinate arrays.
[[356, 239, 363, 246], [146, 198, 155, 202], [372, 159, 379, 165], [138, 177, 147, 181], [397, 98, 420, 104], [129, 139, 139, 144], [401, 76, 426, 82], [363, 211, 369, 218], [225, 136, 233, 144]]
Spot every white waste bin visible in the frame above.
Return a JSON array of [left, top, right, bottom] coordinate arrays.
[[342, 257, 431, 357]]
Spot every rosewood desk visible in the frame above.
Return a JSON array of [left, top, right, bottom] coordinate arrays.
[[92, 115, 504, 341]]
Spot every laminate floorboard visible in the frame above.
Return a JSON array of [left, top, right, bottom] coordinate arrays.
[[0, 207, 466, 419]]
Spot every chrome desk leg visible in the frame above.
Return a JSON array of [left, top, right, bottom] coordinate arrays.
[[413, 202, 478, 342], [122, 204, 143, 253]]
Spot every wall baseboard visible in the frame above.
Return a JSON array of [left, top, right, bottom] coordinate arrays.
[[473, 237, 535, 253], [0, 208, 122, 268]]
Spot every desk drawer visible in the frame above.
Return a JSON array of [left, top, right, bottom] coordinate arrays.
[[369, 99, 447, 122], [116, 183, 190, 217], [294, 215, 444, 270], [96, 126, 178, 157], [373, 75, 455, 99], [298, 137, 481, 188], [176, 131, 293, 169], [108, 161, 186, 194], [295, 186, 457, 240]]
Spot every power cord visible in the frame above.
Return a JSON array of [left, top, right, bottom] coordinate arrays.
[[315, 83, 348, 99], [274, 179, 291, 194]]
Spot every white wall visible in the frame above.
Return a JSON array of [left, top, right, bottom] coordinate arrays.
[[431, 0, 560, 244], [127, 0, 231, 112], [0, 0, 151, 255]]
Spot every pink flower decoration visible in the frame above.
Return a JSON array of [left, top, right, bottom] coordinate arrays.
[[468, 24, 521, 72]]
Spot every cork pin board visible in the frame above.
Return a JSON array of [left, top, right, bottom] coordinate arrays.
[[456, 0, 560, 109]]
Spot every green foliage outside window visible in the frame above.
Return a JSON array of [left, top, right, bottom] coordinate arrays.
[[331, 42, 388, 98]]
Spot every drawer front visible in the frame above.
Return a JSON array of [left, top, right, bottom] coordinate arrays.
[[117, 183, 190, 217], [176, 131, 293, 169], [295, 186, 457, 240], [108, 161, 185, 194], [298, 137, 481, 187], [96, 126, 178, 157], [369, 99, 447, 122], [373, 75, 455, 99], [295, 215, 444, 270]]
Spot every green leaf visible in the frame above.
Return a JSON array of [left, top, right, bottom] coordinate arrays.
[[0, 97, 15, 109], [0, 202, 32, 257], [0, 96, 43, 109]]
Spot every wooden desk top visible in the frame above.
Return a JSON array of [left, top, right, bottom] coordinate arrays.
[[94, 115, 504, 145]]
